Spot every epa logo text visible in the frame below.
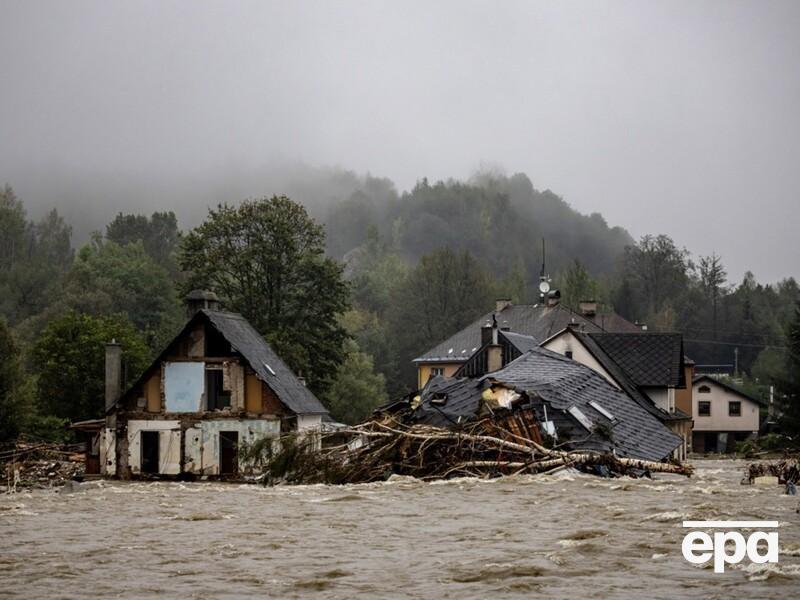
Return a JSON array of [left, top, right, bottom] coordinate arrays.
[[682, 520, 779, 573]]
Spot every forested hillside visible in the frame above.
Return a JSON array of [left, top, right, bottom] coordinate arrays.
[[0, 170, 798, 439]]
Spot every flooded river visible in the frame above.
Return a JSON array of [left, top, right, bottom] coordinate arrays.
[[2, 460, 799, 599]]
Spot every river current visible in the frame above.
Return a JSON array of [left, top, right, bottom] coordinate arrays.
[[2, 459, 799, 599]]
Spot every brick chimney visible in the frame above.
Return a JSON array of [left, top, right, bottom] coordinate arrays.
[[578, 300, 597, 317], [486, 318, 502, 372], [546, 289, 561, 308], [105, 340, 122, 412], [185, 289, 221, 317], [495, 298, 512, 313]]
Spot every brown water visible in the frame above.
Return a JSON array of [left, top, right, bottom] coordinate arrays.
[[1, 460, 799, 599]]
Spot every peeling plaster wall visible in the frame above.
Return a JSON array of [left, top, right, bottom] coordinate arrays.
[[100, 427, 116, 476], [127, 420, 181, 475], [189, 419, 280, 476]]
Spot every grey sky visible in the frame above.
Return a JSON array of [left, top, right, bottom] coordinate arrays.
[[2, 1, 798, 282]]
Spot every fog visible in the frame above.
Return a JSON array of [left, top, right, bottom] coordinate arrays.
[[2, 1, 798, 281]]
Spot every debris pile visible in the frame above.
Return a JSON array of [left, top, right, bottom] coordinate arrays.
[[254, 413, 693, 485], [2, 441, 85, 491], [745, 458, 799, 484]]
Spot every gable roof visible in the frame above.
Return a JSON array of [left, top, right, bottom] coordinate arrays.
[[414, 303, 641, 363], [202, 310, 328, 415], [586, 332, 685, 388], [560, 330, 689, 422], [484, 347, 682, 461], [413, 375, 488, 428], [112, 309, 328, 416], [692, 375, 766, 406]]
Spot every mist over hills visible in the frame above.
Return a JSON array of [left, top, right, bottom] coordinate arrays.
[[5, 161, 633, 287]]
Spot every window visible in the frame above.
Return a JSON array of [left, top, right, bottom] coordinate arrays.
[[430, 367, 444, 377], [430, 392, 448, 406], [698, 401, 711, 416], [698, 385, 711, 394], [567, 406, 593, 431], [729, 401, 742, 417], [206, 368, 231, 410], [565, 350, 573, 359], [588, 400, 616, 422]]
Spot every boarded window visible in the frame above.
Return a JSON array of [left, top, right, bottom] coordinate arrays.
[[729, 401, 742, 417], [698, 401, 711, 416], [164, 362, 204, 412]]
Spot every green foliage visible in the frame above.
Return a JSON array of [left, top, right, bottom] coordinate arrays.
[[32, 312, 150, 422], [0, 186, 74, 325], [62, 238, 183, 342], [106, 211, 180, 273], [556, 259, 601, 311], [387, 247, 495, 392], [778, 302, 800, 434], [324, 339, 388, 424], [179, 196, 350, 394], [0, 319, 26, 442]]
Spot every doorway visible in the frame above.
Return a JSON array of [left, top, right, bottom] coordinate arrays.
[[219, 431, 238, 475], [141, 430, 160, 474]]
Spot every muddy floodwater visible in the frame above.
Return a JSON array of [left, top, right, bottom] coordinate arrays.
[[2, 460, 799, 599]]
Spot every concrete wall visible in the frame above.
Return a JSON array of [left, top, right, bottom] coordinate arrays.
[[542, 331, 620, 389], [100, 427, 116, 476], [692, 380, 759, 433]]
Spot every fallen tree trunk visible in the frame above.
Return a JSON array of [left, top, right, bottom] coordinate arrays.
[[244, 414, 693, 485]]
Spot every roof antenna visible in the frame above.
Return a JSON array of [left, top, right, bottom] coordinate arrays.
[[538, 238, 551, 302]]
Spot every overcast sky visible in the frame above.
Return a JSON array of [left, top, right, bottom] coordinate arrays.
[[2, 1, 798, 282]]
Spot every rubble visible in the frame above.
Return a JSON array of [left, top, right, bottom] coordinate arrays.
[[744, 457, 799, 485], [2, 441, 86, 492], [252, 412, 693, 485]]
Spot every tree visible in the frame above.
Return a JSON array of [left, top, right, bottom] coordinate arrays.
[[0, 187, 74, 324], [63, 237, 182, 342], [779, 302, 800, 434], [179, 196, 350, 393], [33, 313, 150, 422], [388, 247, 494, 391], [106, 211, 180, 272], [323, 339, 388, 424], [0, 319, 26, 442], [698, 253, 727, 341], [621, 234, 691, 321], [558, 259, 599, 311]]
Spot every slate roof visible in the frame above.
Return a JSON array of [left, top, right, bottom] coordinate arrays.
[[501, 331, 538, 354], [484, 347, 682, 461], [202, 310, 328, 415], [586, 332, 685, 388], [412, 376, 488, 428], [111, 309, 328, 416], [414, 303, 641, 363], [570, 331, 689, 422]]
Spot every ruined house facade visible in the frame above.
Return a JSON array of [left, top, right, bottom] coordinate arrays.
[[99, 292, 328, 479]]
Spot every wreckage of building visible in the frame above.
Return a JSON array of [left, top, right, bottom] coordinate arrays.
[[409, 346, 682, 463], [90, 291, 328, 479]]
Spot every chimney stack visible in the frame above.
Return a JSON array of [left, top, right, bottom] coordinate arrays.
[[495, 298, 512, 313], [578, 300, 597, 317], [185, 289, 221, 317], [546, 289, 561, 308], [105, 340, 122, 411], [481, 319, 494, 346]]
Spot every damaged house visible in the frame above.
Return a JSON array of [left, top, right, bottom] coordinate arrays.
[[411, 345, 683, 463], [93, 290, 328, 479]]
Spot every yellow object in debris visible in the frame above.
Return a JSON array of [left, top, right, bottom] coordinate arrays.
[[411, 395, 422, 410]]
